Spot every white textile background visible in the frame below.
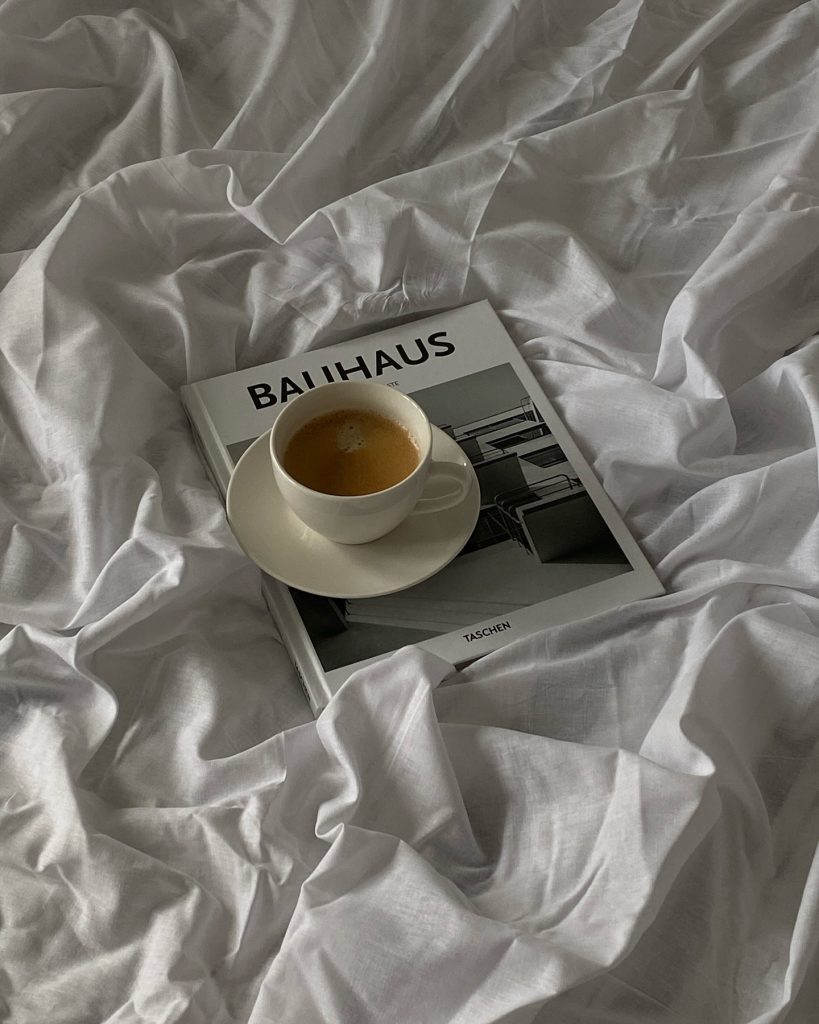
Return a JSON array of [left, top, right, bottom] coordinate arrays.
[[1, 2, 818, 1022]]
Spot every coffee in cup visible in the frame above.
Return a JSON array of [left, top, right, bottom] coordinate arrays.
[[282, 408, 420, 496], [270, 381, 472, 544]]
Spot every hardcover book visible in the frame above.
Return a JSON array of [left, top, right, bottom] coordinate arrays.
[[180, 301, 664, 714]]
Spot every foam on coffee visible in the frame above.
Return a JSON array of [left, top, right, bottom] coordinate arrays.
[[282, 408, 420, 496]]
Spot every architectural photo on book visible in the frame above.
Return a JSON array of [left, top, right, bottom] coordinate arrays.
[[180, 301, 664, 713]]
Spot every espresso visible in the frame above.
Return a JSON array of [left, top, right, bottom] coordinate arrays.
[[283, 408, 420, 496]]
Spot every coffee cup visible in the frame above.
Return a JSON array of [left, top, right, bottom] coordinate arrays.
[[269, 381, 472, 544]]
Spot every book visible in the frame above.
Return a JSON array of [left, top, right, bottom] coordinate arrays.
[[180, 301, 664, 714]]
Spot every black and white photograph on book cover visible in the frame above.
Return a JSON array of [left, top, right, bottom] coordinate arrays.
[[287, 362, 632, 672]]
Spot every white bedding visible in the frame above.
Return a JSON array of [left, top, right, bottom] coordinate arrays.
[[2, 2, 819, 1021]]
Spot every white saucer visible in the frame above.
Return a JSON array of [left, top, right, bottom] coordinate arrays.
[[226, 426, 480, 599]]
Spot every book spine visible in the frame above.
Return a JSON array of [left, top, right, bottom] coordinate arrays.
[[259, 577, 330, 715], [180, 385, 233, 495]]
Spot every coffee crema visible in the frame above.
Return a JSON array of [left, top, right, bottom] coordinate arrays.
[[282, 408, 420, 496]]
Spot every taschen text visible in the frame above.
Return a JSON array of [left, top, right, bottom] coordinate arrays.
[[462, 621, 512, 642]]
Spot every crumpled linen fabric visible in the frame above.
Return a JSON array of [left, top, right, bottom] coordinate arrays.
[[1, 1, 818, 1021]]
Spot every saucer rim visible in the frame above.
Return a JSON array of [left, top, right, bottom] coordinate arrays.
[[226, 426, 480, 599]]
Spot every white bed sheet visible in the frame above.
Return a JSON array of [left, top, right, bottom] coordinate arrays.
[[2, 2, 818, 1022]]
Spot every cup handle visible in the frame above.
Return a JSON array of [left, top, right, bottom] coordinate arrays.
[[413, 460, 472, 515]]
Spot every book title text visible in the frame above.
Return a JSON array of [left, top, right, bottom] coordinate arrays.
[[246, 331, 456, 409]]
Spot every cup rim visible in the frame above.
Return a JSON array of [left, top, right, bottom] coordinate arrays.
[[269, 381, 432, 502]]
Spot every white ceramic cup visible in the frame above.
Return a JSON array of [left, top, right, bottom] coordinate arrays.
[[269, 380, 472, 544]]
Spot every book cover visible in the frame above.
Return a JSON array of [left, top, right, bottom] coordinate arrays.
[[180, 301, 664, 713]]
